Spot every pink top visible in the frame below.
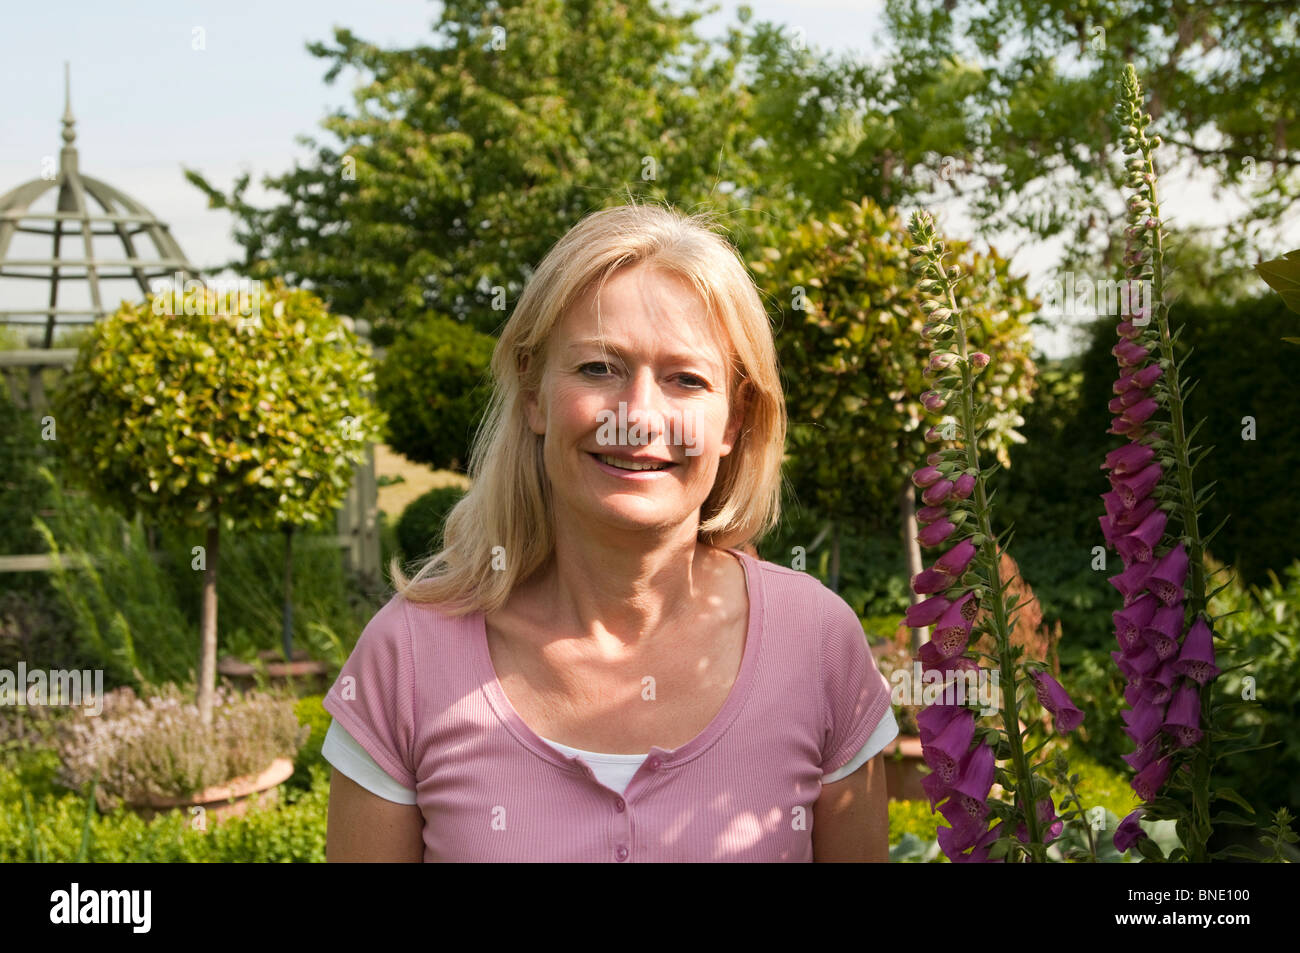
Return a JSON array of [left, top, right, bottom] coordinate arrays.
[[322, 548, 894, 862]]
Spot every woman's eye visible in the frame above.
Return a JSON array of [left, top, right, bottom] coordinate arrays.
[[578, 363, 707, 389]]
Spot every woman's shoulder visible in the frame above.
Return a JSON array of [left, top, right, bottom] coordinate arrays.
[[737, 547, 842, 601], [354, 589, 483, 655]]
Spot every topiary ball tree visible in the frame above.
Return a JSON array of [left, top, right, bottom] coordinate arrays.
[[375, 313, 495, 472], [50, 278, 386, 727]]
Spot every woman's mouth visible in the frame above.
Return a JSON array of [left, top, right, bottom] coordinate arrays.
[[588, 452, 678, 476]]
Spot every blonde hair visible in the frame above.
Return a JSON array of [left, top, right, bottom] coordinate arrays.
[[389, 200, 787, 615]]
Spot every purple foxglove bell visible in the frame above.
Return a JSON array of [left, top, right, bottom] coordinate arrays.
[[1121, 640, 1161, 677], [1133, 755, 1173, 801], [1161, 680, 1202, 747], [1121, 698, 1168, 745], [934, 539, 977, 576], [1113, 462, 1162, 508], [905, 592, 952, 628], [912, 465, 943, 488], [951, 472, 976, 500], [1137, 659, 1177, 704], [921, 770, 952, 812], [1115, 509, 1168, 563], [1173, 616, 1220, 685], [916, 503, 949, 524], [922, 707, 976, 784], [1123, 681, 1144, 708], [939, 794, 991, 850], [1141, 605, 1184, 657], [1107, 415, 1142, 437], [1113, 371, 1139, 394], [1099, 513, 1123, 546], [1112, 339, 1150, 367], [922, 479, 955, 506], [1114, 497, 1158, 531], [917, 701, 967, 743], [917, 518, 957, 547], [1030, 670, 1084, 733], [1121, 735, 1162, 773], [912, 568, 951, 595], [945, 822, 1003, 863], [1119, 386, 1150, 408], [1114, 593, 1159, 652], [1121, 397, 1160, 426], [932, 596, 976, 657], [1108, 559, 1154, 604], [1114, 809, 1148, 852], [922, 390, 947, 411], [1133, 364, 1162, 388], [950, 739, 996, 802], [1102, 441, 1155, 476]]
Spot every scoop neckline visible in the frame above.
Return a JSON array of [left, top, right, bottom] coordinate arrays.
[[474, 547, 763, 776]]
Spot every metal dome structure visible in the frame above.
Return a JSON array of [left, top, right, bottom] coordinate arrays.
[[0, 64, 199, 348]]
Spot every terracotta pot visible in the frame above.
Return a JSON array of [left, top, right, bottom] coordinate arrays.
[[129, 757, 295, 826], [218, 649, 331, 693]]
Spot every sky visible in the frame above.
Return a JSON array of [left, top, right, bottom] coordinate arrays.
[[1, 0, 1291, 359]]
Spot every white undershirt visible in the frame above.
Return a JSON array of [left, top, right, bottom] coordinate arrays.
[[322, 707, 899, 804]]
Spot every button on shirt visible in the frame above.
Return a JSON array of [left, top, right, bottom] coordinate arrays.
[[321, 549, 897, 862]]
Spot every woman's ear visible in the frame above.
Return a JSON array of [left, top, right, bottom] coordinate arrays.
[[519, 352, 546, 436], [719, 379, 750, 458]]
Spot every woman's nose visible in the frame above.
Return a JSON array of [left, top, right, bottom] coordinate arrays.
[[619, 369, 670, 444]]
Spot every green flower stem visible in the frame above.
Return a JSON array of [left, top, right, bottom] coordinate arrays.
[[944, 280, 1046, 862], [1141, 168, 1213, 865]]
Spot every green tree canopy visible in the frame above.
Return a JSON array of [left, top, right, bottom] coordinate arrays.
[[749, 198, 1039, 534], [186, 0, 772, 341]]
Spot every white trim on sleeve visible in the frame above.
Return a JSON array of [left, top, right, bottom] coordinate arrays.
[[821, 707, 899, 784], [322, 718, 418, 805]]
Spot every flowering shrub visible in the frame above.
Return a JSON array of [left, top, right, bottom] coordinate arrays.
[[901, 211, 1087, 862], [54, 684, 307, 813]]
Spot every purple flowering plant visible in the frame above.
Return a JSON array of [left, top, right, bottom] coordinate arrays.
[[902, 211, 1088, 863], [1098, 65, 1271, 863]]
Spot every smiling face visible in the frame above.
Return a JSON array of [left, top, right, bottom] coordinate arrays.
[[524, 263, 744, 539]]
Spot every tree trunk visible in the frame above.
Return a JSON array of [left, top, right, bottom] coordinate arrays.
[[900, 481, 927, 656], [198, 505, 220, 729], [828, 522, 841, 594], [282, 524, 295, 661]]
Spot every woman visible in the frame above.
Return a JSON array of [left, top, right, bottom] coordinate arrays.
[[323, 202, 897, 862]]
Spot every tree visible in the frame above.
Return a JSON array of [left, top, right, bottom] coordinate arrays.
[[883, 0, 1300, 276], [375, 313, 495, 471], [184, 0, 770, 342], [50, 280, 386, 726]]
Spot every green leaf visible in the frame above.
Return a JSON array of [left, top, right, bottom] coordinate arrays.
[[1208, 811, 1257, 828], [1212, 788, 1256, 815], [1255, 249, 1300, 316]]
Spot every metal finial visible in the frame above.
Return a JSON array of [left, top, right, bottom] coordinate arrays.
[[61, 61, 76, 146]]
